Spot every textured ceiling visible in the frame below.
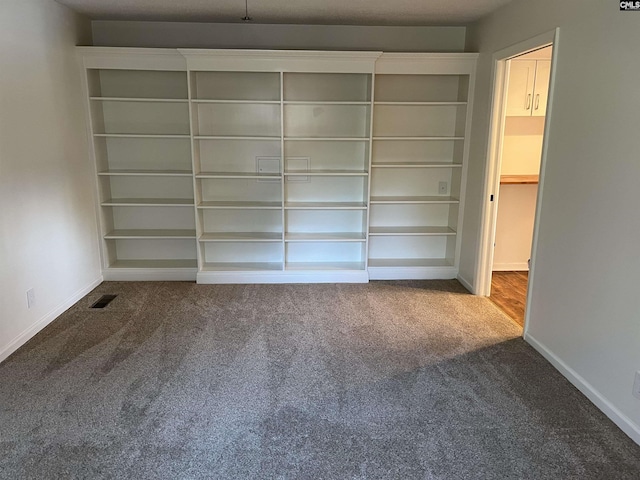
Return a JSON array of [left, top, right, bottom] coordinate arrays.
[[54, 0, 513, 25]]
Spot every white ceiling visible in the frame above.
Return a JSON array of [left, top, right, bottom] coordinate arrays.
[[54, 0, 513, 25]]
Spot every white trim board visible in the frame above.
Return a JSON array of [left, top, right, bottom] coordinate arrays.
[[525, 333, 640, 446], [0, 277, 103, 364]]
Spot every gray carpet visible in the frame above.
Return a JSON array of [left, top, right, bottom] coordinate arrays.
[[1, 280, 639, 479]]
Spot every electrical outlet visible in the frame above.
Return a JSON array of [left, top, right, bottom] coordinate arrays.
[[633, 371, 640, 399], [26, 288, 36, 309], [438, 181, 448, 195]]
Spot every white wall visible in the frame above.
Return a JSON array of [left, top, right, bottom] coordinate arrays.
[[493, 116, 543, 270], [91, 21, 466, 52], [493, 184, 537, 271], [0, 0, 101, 361], [461, 0, 640, 443]]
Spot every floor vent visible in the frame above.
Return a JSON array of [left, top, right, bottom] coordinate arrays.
[[90, 295, 117, 309]]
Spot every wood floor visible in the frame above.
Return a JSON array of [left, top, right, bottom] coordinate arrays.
[[490, 271, 529, 326]]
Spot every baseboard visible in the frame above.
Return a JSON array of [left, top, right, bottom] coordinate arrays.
[[456, 273, 475, 294], [524, 332, 640, 446], [103, 268, 197, 281], [0, 276, 103, 364], [493, 262, 529, 271], [197, 270, 369, 284], [368, 266, 457, 281]]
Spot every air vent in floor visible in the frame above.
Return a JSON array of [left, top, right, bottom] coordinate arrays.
[[90, 295, 117, 309]]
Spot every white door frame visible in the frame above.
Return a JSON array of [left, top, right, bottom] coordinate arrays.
[[475, 29, 560, 332]]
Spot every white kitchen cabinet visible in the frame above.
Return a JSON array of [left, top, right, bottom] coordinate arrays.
[[506, 59, 550, 117]]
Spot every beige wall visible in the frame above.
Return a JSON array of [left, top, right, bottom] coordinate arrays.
[[462, 0, 640, 442], [91, 21, 466, 52], [0, 0, 101, 361]]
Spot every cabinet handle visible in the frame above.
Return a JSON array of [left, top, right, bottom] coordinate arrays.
[[526, 94, 532, 110], [534, 94, 540, 110]]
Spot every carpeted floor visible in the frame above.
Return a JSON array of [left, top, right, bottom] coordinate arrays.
[[1, 280, 639, 479]]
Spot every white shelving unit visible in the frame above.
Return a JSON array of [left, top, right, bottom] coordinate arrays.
[[79, 48, 476, 283], [368, 53, 477, 280], [79, 49, 197, 280]]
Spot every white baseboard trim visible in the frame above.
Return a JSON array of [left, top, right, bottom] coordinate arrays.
[[493, 262, 529, 271], [368, 266, 457, 281], [0, 276, 103, 364], [525, 332, 640, 446], [197, 270, 369, 284], [103, 268, 197, 281], [456, 273, 475, 294]]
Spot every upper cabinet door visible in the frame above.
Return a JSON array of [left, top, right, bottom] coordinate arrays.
[[506, 60, 536, 116], [532, 60, 551, 117]]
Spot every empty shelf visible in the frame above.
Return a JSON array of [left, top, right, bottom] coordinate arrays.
[[284, 170, 368, 176], [93, 134, 190, 139], [371, 162, 462, 168], [102, 198, 194, 207], [285, 202, 367, 210], [285, 262, 366, 271], [194, 135, 280, 141], [285, 232, 366, 242], [192, 99, 280, 104], [201, 262, 283, 272], [373, 136, 464, 141], [90, 97, 188, 103], [368, 258, 453, 268], [284, 137, 369, 142], [369, 196, 459, 204], [199, 232, 282, 242], [198, 201, 282, 209], [109, 259, 198, 269], [105, 229, 196, 239], [369, 226, 456, 236], [196, 172, 282, 179], [283, 101, 371, 105], [98, 169, 193, 177], [374, 101, 467, 106]]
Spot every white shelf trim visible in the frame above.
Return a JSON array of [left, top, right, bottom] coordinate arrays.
[[369, 196, 459, 204], [90, 97, 188, 103], [98, 169, 193, 177], [104, 229, 196, 239]]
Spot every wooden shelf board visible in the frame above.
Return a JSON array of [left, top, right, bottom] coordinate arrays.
[[371, 162, 462, 169], [98, 169, 192, 177], [500, 174, 539, 184], [373, 136, 464, 141], [284, 202, 367, 210], [199, 232, 282, 242], [284, 170, 368, 176], [369, 226, 456, 236], [196, 172, 282, 179], [201, 262, 283, 272], [90, 97, 188, 103], [105, 229, 196, 239], [194, 135, 281, 141], [198, 201, 282, 210], [93, 133, 190, 139], [370, 196, 459, 204], [285, 262, 366, 271], [374, 101, 467, 106], [285, 232, 366, 242], [102, 198, 194, 207], [368, 258, 453, 268], [192, 99, 280, 104], [109, 259, 198, 269]]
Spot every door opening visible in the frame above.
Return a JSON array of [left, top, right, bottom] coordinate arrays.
[[476, 30, 559, 332]]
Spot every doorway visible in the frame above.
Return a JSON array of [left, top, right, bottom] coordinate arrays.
[[475, 31, 558, 330]]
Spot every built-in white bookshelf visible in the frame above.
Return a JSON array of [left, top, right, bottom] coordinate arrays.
[[83, 61, 197, 279], [282, 72, 371, 273], [79, 49, 476, 282], [368, 55, 476, 279]]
